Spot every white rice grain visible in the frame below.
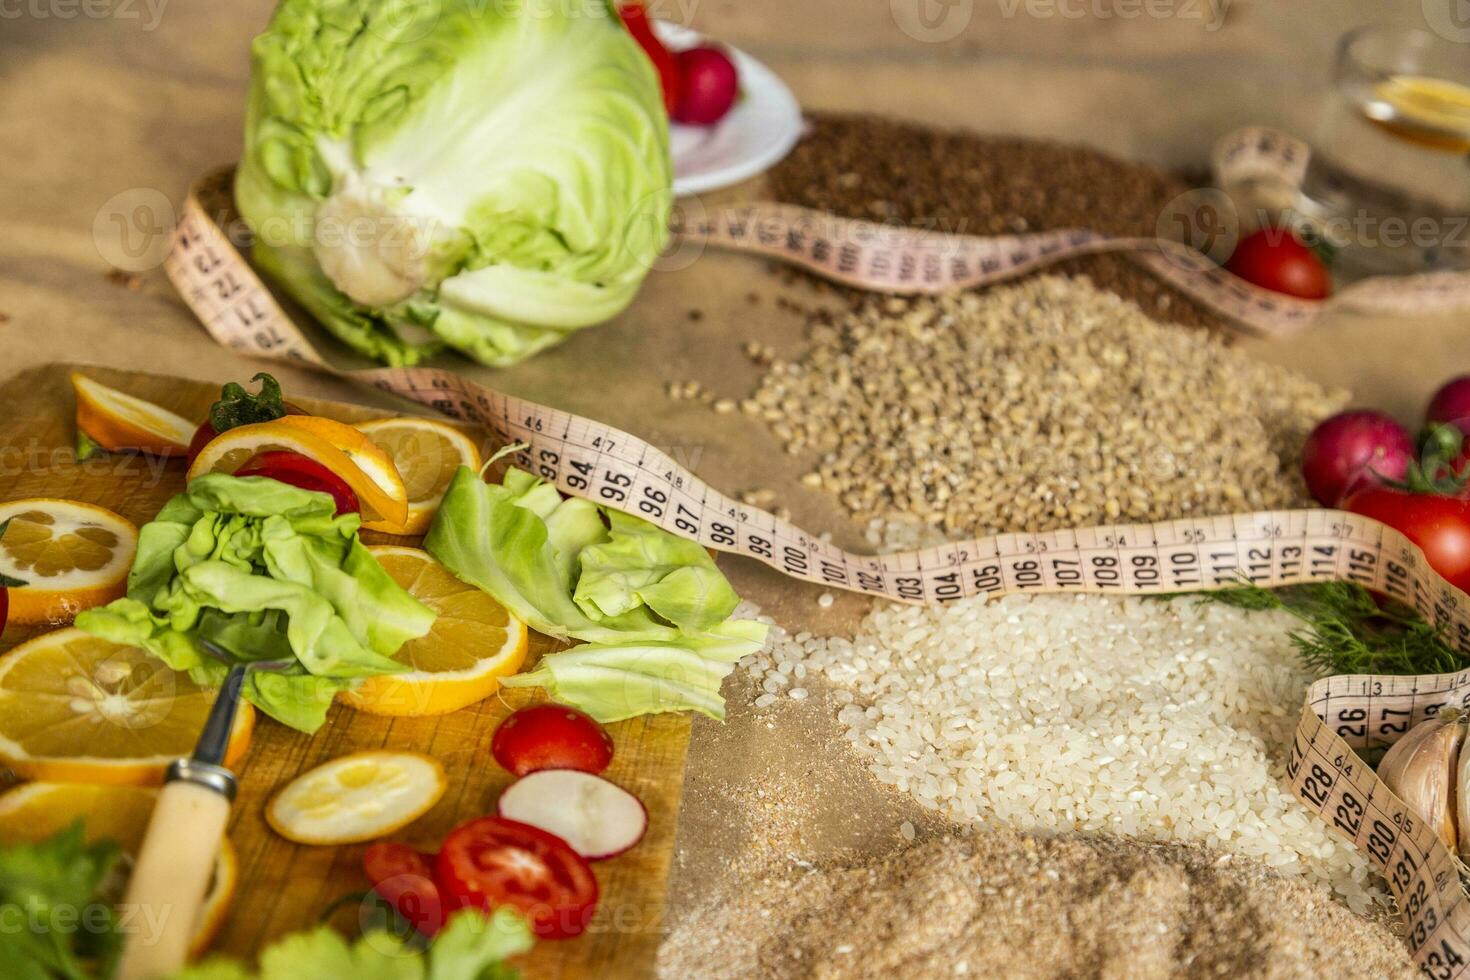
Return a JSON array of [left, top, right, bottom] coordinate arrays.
[[753, 593, 1383, 911]]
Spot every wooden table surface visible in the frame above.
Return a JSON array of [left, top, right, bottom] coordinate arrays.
[[1, 1, 1462, 975]]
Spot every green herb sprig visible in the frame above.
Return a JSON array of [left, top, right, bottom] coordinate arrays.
[[1186, 581, 1466, 677]]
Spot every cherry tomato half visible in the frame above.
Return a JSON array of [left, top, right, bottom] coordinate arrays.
[[1224, 228, 1332, 300], [436, 817, 599, 939], [492, 704, 614, 778], [235, 451, 361, 516], [363, 842, 445, 936], [1343, 486, 1470, 595]]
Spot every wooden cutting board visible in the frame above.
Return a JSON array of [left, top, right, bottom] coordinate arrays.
[[0, 362, 692, 977]]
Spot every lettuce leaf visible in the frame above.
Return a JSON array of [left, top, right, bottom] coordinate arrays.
[[427, 467, 767, 721], [77, 474, 435, 732], [171, 906, 533, 980]]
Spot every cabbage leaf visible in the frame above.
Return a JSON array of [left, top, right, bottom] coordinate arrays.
[[426, 467, 767, 721]]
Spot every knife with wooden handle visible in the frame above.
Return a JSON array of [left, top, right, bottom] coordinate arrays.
[[115, 646, 291, 979]]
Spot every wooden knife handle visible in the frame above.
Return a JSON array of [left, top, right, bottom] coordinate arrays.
[[115, 772, 233, 980]]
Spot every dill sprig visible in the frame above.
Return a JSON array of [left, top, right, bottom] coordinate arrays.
[[1185, 582, 1467, 677]]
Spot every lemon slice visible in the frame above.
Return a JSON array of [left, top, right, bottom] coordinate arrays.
[[356, 418, 483, 535], [266, 750, 446, 845], [0, 499, 138, 625], [0, 629, 253, 785], [0, 781, 236, 957], [187, 420, 410, 529], [341, 547, 528, 716], [71, 373, 196, 458]]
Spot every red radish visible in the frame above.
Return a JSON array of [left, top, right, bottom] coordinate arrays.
[[363, 842, 445, 936], [1426, 377, 1470, 472], [673, 46, 739, 125], [1301, 410, 1414, 506], [235, 451, 362, 516], [1427, 376, 1470, 430], [436, 817, 599, 939], [497, 770, 648, 860], [492, 704, 614, 777]]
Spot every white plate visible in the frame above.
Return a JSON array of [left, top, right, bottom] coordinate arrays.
[[656, 23, 803, 198]]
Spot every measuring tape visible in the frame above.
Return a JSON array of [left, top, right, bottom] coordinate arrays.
[[680, 127, 1470, 336], [166, 152, 1470, 974]]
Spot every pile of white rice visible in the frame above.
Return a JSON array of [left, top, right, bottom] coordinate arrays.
[[748, 593, 1383, 910]]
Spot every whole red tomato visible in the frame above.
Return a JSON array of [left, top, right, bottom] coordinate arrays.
[[187, 401, 308, 465], [1343, 486, 1470, 595], [1225, 228, 1332, 300]]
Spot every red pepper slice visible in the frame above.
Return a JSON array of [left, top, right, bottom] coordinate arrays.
[[234, 451, 361, 516]]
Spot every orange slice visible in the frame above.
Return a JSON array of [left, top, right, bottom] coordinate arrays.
[[0, 781, 236, 957], [186, 420, 410, 529], [341, 547, 528, 716], [0, 629, 253, 785], [356, 418, 483, 536], [0, 499, 138, 625], [269, 415, 408, 519], [265, 750, 446, 845], [71, 372, 195, 458]]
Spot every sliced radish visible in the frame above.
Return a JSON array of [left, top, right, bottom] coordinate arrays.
[[497, 770, 648, 860]]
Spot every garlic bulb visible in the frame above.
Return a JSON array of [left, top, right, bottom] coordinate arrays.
[[1378, 711, 1464, 851], [1457, 719, 1470, 858]]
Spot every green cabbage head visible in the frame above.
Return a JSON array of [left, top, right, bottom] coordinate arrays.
[[236, 0, 672, 367]]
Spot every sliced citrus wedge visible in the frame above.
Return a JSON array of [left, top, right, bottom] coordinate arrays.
[[71, 372, 196, 458], [266, 750, 446, 845], [0, 499, 138, 625], [0, 629, 253, 785], [342, 547, 528, 716], [0, 781, 236, 957], [356, 418, 484, 536], [269, 415, 409, 518], [187, 420, 410, 529]]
